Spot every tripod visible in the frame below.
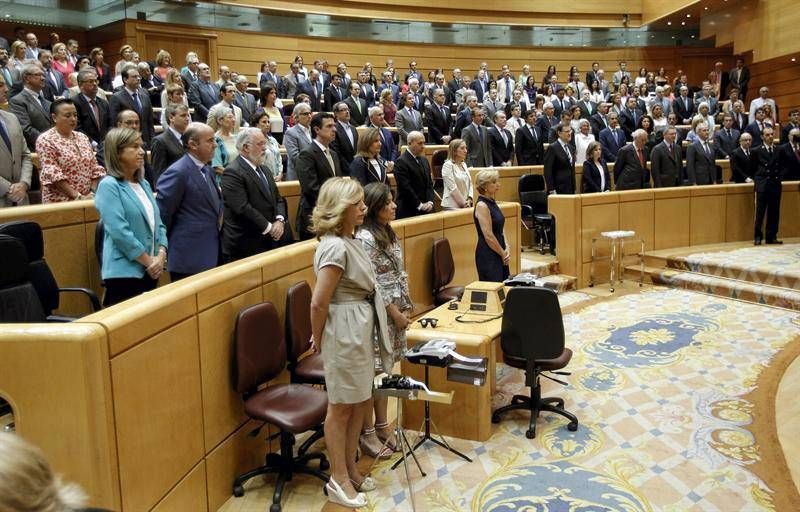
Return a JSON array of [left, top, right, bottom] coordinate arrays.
[[391, 365, 472, 471]]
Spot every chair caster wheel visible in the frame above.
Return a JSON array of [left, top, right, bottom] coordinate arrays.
[[270, 504, 281, 512], [491, 414, 501, 424], [233, 484, 244, 497], [525, 429, 536, 439], [320, 458, 330, 471], [567, 422, 578, 432]]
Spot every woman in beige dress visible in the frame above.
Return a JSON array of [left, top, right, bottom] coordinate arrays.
[[441, 138, 474, 210], [311, 178, 393, 508]]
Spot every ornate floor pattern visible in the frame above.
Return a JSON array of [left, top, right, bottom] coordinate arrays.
[[672, 244, 800, 290], [221, 288, 800, 512]]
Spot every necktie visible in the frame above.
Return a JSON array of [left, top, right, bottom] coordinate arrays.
[[703, 142, 710, 158], [355, 97, 361, 114], [131, 92, 142, 114], [726, 129, 731, 138], [0, 119, 11, 152], [613, 129, 619, 145], [505, 78, 510, 98], [564, 143, 572, 165], [1, 67, 11, 86], [323, 148, 336, 174], [89, 98, 100, 128], [530, 125, 537, 141], [668, 144, 673, 155], [202, 166, 219, 201], [477, 126, 483, 144], [255, 167, 272, 198], [500, 129, 507, 145], [441, 106, 448, 120], [637, 147, 645, 167], [346, 126, 354, 147], [745, 150, 749, 158]]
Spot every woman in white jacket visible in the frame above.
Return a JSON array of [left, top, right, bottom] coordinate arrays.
[[441, 138, 474, 210]]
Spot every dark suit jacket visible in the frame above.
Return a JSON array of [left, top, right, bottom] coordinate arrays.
[[543, 142, 576, 194], [686, 140, 716, 185], [714, 128, 740, 159], [377, 127, 398, 162], [744, 121, 765, 148], [729, 66, 750, 99], [577, 100, 598, 120], [349, 156, 389, 187], [469, 79, 489, 101], [394, 150, 435, 218], [180, 69, 198, 93], [515, 124, 545, 165], [259, 71, 284, 98], [150, 129, 186, 181], [650, 141, 682, 188], [298, 80, 324, 112], [730, 111, 748, 133], [781, 122, 800, 144], [344, 95, 368, 126], [41, 67, 66, 101], [323, 85, 344, 112], [582, 159, 611, 193], [8, 89, 53, 150], [778, 142, 800, 181], [614, 144, 650, 190], [729, 147, 755, 183], [331, 122, 359, 173], [590, 113, 610, 136], [535, 115, 559, 138], [425, 102, 452, 144], [752, 145, 781, 193], [155, 154, 222, 274], [234, 91, 258, 125], [598, 127, 626, 163], [488, 126, 514, 166], [619, 108, 643, 137], [295, 142, 340, 238], [358, 82, 376, 108], [96, 63, 112, 92], [672, 96, 696, 123], [376, 83, 399, 104], [109, 88, 155, 145], [552, 97, 575, 118], [73, 94, 110, 145], [220, 155, 291, 260], [462, 123, 491, 168], [187, 80, 219, 121]]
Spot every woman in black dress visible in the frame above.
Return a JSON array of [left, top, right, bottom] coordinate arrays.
[[473, 169, 510, 282]]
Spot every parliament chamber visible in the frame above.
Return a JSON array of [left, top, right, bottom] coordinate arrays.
[[1, 1, 800, 511]]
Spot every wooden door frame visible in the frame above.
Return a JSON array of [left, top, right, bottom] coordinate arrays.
[[134, 23, 218, 73]]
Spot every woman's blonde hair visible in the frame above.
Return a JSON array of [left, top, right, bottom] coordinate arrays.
[[355, 127, 380, 158], [446, 138, 465, 162], [104, 127, 142, 181], [155, 49, 172, 67], [475, 169, 499, 194], [51, 42, 66, 57], [0, 433, 87, 512], [312, 177, 364, 238]]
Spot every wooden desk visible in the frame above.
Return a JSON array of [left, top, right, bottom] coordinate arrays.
[[401, 290, 503, 442]]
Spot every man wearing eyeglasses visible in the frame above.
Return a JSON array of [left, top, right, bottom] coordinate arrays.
[[9, 63, 53, 150]]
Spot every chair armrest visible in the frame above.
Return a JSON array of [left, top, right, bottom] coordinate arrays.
[[520, 204, 534, 218], [58, 287, 102, 312]]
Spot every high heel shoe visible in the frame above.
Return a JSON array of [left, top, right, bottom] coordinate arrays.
[[324, 477, 367, 508], [359, 430, 393, 459], [375, 422, 399, 452], [351, 476, 377, 492]]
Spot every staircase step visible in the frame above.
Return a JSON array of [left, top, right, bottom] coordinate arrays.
[[520, 254, 560, 276], [538, 273, 577, 293]]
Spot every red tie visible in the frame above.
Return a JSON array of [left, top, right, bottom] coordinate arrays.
[[637, 147, 645, 167]]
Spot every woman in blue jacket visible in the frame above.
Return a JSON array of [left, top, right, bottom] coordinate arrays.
[[95, 128, 167, 306]]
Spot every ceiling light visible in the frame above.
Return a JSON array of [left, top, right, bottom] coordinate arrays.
[[667, 21, 672, 25]]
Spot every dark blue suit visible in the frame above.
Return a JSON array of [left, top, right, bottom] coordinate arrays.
[[377, 127, 398, 162], [156, 154, 222, 276], [598, 127, 626, 163], [188, 80, 220, 122]]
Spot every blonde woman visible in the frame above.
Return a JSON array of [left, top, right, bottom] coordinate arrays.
[[310, 177, 393, 507], [154, 49, 172, 81], [51, 42, 74, 83], [441, 138, 474, 209], [474, 169, 509, 281]]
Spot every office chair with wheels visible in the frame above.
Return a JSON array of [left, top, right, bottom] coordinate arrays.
[[432, 237, 464, 306], [518, 174, 555, 254], [0, 221, 101, 320], [491, 287, 578, 439], [285, 280, 326, 456], [232, 301, 329, 512], [0, 235, 45, 323]]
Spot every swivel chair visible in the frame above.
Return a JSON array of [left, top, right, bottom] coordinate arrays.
[[518, 174, 555, 254], [431, 148, 448, 197], [491, 287, 578, 439], [0, 221, 101, 320], [432, 237, 464, 306], [0, 234, 45, 323], [232, 302, 329, 512]]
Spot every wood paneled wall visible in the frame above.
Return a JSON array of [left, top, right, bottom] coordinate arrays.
[[748, 57, 800, 123]]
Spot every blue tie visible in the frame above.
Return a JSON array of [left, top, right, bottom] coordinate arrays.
[[0, 119, 11, 152], [131, 92, 142, 114]]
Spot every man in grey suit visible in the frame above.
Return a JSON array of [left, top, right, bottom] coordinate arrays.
[[482, 88, 504, 121], [650, 126, 682, 188], [234, 75, 257, 126], [187, 63, 219, 122], [462, 107, 491, 168], [9, 63, 53, 151], [0, 74, 32, 206], [109, 64, 155, 147], [283, 63, 302, 100], [686, 122, 716, 185], [614, 129, 650, 190], [283, 102, 313, 180], [395, 91, 424, 146]]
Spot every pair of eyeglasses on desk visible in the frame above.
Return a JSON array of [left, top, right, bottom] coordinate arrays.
[[417, 318, 438, 328]]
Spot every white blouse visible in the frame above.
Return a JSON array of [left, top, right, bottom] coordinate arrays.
[[441, 159, 474, 209]]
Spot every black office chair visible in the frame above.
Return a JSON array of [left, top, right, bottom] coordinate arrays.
[[232, 302, 329, 512], [0, 221, 101, 321], [492, 287, 578, 439], [518, 174, 555, 254], [0, 234, 46, 323]]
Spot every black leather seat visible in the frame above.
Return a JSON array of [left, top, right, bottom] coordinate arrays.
[[518, 174, 555, 254], [0, 221, 100, 320], [432, 237, 464, 306], [491, 286, 578, 439], [0, 234, 45, 323], [232, 301, 329, 512]]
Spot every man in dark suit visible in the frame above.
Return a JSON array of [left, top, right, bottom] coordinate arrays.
[[778, 128, 800, 181], [180, 53, 200, 91], [730, 100, 748, 132], [150, 104, 189, 181], [296, 112, 341, 239], [357, 72, 376, 108], [330, 101, 359, 174], [109, 64, 154, 147], [156, 123, 223, 280], [0, 73, 33, 206], [752, 126, 782, 244], [590, 103, 611, 136], [298, 68, 324, 112], [367, 106, 397, 164], [221, 128, 293, 262], [729, 57, 750, 102], [447, 68, 463, 97], [138, 62, 163, 108], [187, 63, 219, 122], [426, 88, 453, 145], [259, 60, 284, 98], [515, 109, 545, 165], [402, 79, 425, 113], [462, 108, 491, 168], [686, 123, 717, 186], [394, 131, 435, 218], [543, 124, 576, 194], [744, 107, 767, 148], [619, 97, 643, 139], [714, 115, 740, 161], [8, 63, 53, 150], [396, 91, 424, 145], [37, 50, 66, 101], [453, 94, 478, 139], [323, 74, 345, 112], [488, 111, 514, 166], [673, 86, 696, 125], [781, 110, 800, 144], [585, 62, 600, 90], [73, 68, 110, 147], [233, 76, 257, 126], [597, 113, 626, 163], [376, 71, 399, 105], [535, 103, 559, 139], [343, 82, 368, 127], [576, 90, 597, 120], [403, 60, 421, 85], [551, 86, 574, 118], [650, 127, 682, 188], [614, 129, 650, 190], [730, 133, 755, 183], [470, 69, 489, 102]]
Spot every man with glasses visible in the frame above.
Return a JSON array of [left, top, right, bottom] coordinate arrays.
[[330, 101, 359, 173], [9, 63, 53, 150], [109, 64, 154, 146], [187, 62, 219, 122], [283, 102, 314, 180], [73, 68, 109, 147]]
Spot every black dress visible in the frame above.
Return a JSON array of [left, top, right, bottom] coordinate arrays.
[[474, 195, 510, 282]]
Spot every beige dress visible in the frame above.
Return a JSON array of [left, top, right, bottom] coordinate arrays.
[[314, 234, 393, 404]]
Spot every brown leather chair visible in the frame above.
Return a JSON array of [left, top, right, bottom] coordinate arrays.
[[432, 237, 464, 306], [431, 148, 448, 196], [232, 302, 329, 512], [491, 287, 578, 439]]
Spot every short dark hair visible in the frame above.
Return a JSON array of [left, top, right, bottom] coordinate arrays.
[[310, 112, 334, 136], [49, 97, 74, 116], [121, 64, 138, 80]]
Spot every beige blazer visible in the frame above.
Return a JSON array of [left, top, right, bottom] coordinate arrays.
[[0, 109, 33, 206]]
